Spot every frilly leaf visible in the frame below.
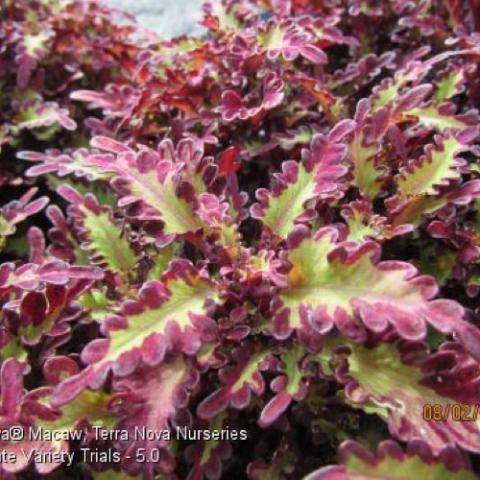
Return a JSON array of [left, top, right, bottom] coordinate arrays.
[[334, 341, 480, 453], [371, 60, 435, 111], [341, 200, 412, 243], [0, 260, 102, 297], [78, 288, 111, 323], [185, 413, 232, 480], [0, 188, 48, 251], [221, 73, 285, 123], [435, 68, 466, 102], [197, 343, 273, 419], [148, 243, 178, 280], [258, 20, 328, 64], [395, 134, 470, 199], [0, 329, 27, 362], [35, 388, 115, 452], [197, 193, 244, 260], [251, 121, 355, 238], [57, 185, 137, 278], [17, 281, 91, 344], [347, 100, 384, 198], [53, 261, 218, 402], [87, 137, 206, 236], [390, 180, 480, 226], [402, 104, 478, 133], [203, 1, 242, 32], [305, 440, 476, 479], [15, 101, 76, 134], [271, 227, 476, 356], [259, 344, 308, 427], [70, 84, 140, 118], [0, 358, 113, 475], [110, 356, 197, 477], [20, 148, 110, 181]]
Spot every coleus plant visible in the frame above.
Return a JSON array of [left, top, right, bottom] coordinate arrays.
[[2, 0, 480, 478], [0, 0, 138, 230]]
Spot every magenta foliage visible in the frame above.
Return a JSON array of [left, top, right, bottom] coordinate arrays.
[[2, 0, 480, 479]]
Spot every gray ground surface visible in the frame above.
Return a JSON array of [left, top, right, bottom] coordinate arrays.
[[106, 0, 204, 38]]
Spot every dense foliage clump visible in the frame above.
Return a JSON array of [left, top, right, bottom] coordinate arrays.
[[2, 0, 480, 478]]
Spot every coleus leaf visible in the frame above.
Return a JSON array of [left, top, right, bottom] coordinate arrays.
[[196, 193, 244, 260], [251, 120, 355, 238], [370, 57, 435, 111], [0, 188, 48, 249], [274, 126, 313, 151], [202, 1, 242, 32], [305, 440, 477, 480], [333, 341, 480, 453], [148, 243, 178, 280], [110, 355, 197, 477], [308, 14, 359, 49], [16, 280, 91, 344], [57, 185, 137, 278], [0, 329, 27, 362], [371, 77, 407, 112], [341, 200, 412, 243], [435, 68, 466, 102], [87, 137, 205, 236], [15, 101, 77, 133], [259, 344, 308, 427], [221, 73, 285, 123], [393, 133, 474, 201], [30, 388, 115, 472], [53, 261, 218, 402], [0, 359, 35, 475], [70, 84, 140, 118], [0, 260, 102, 297], [45, 203, 94, 265], [258, 20, 328, 64], [20, 148, 110, 181], [185, 413, 232, 480], [47, 175, 117, 208], [78, 288, 111, 323], [347, 99, 384, 198], [402, 103, 478, 133], [197, 343, 274, 419], [392, 84, 434, 114], [348, 86, 454, 196], [390, 180, 480, 226], [5, 0, 480, 477], [0, 358, 113, 475], [270, 226, 478, 357]]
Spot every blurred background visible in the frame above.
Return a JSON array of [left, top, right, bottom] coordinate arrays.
[[107, 0, 204, 37]]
